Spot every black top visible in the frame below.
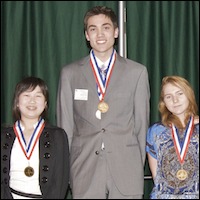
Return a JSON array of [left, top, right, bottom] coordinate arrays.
[[1, 123, 70, 199]]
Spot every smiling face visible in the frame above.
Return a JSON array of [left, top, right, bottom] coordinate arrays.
[[85, 14, 118, 60], [17, 86, 47, 121], [163, 83, 189, 121]]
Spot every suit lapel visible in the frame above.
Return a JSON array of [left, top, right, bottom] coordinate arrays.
[[105, 55, 124, 97], [80, 56, 98, 94], [79, 54, 125, 99]]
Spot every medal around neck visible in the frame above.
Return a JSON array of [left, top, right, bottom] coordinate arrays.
[[171, 117, 194, 181], [98, 101, 109, 113], [24, 166, 34, 177], [176, 169, 188, 180]]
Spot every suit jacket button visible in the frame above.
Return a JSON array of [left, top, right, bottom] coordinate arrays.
[[95, 151, 99, 155]]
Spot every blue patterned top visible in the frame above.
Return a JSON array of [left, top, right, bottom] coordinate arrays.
[[146, 122, 199, 199]]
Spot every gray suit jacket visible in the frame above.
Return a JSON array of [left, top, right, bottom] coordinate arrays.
[[57, 53, 150, 196]]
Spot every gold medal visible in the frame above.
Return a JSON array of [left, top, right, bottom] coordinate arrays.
[[24, 166, 34, 177], [176, 169, 188, 180], [98, 101, 109, 113]]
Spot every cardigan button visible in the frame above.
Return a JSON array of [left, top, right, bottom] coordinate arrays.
[[3, 167, 8, 173], [44, 153, 50, 159], [42, 177, 48, 183], [42, 165, 49, 171], [44, 132, 49, 137], [3, 155, 8, 161], [44, 141, 50, 148], [6, 132, 11, 139], [4, 178, 8, 184], [3, 143, 9, 149]]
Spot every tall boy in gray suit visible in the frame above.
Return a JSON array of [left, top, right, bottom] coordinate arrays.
[[57, 5, 150, 199]]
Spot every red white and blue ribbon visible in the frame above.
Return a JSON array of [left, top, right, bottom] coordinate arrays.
[[90, 49, 116, 101], [171, 116, 194, 164], [13, 118, 45, 160]]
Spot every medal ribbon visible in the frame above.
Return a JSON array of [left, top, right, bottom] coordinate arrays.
[[90, 49, 116, 101], [13, 118, 45, 160], [171, 116, 194, 164]]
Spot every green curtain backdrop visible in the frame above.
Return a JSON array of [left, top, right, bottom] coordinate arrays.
[[1, 1, 118, 127], [1, 1, 199, 199], [126, 1, 199, 124]]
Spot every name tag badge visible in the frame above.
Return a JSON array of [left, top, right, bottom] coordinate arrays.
[[74, 89, 88, 101]]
